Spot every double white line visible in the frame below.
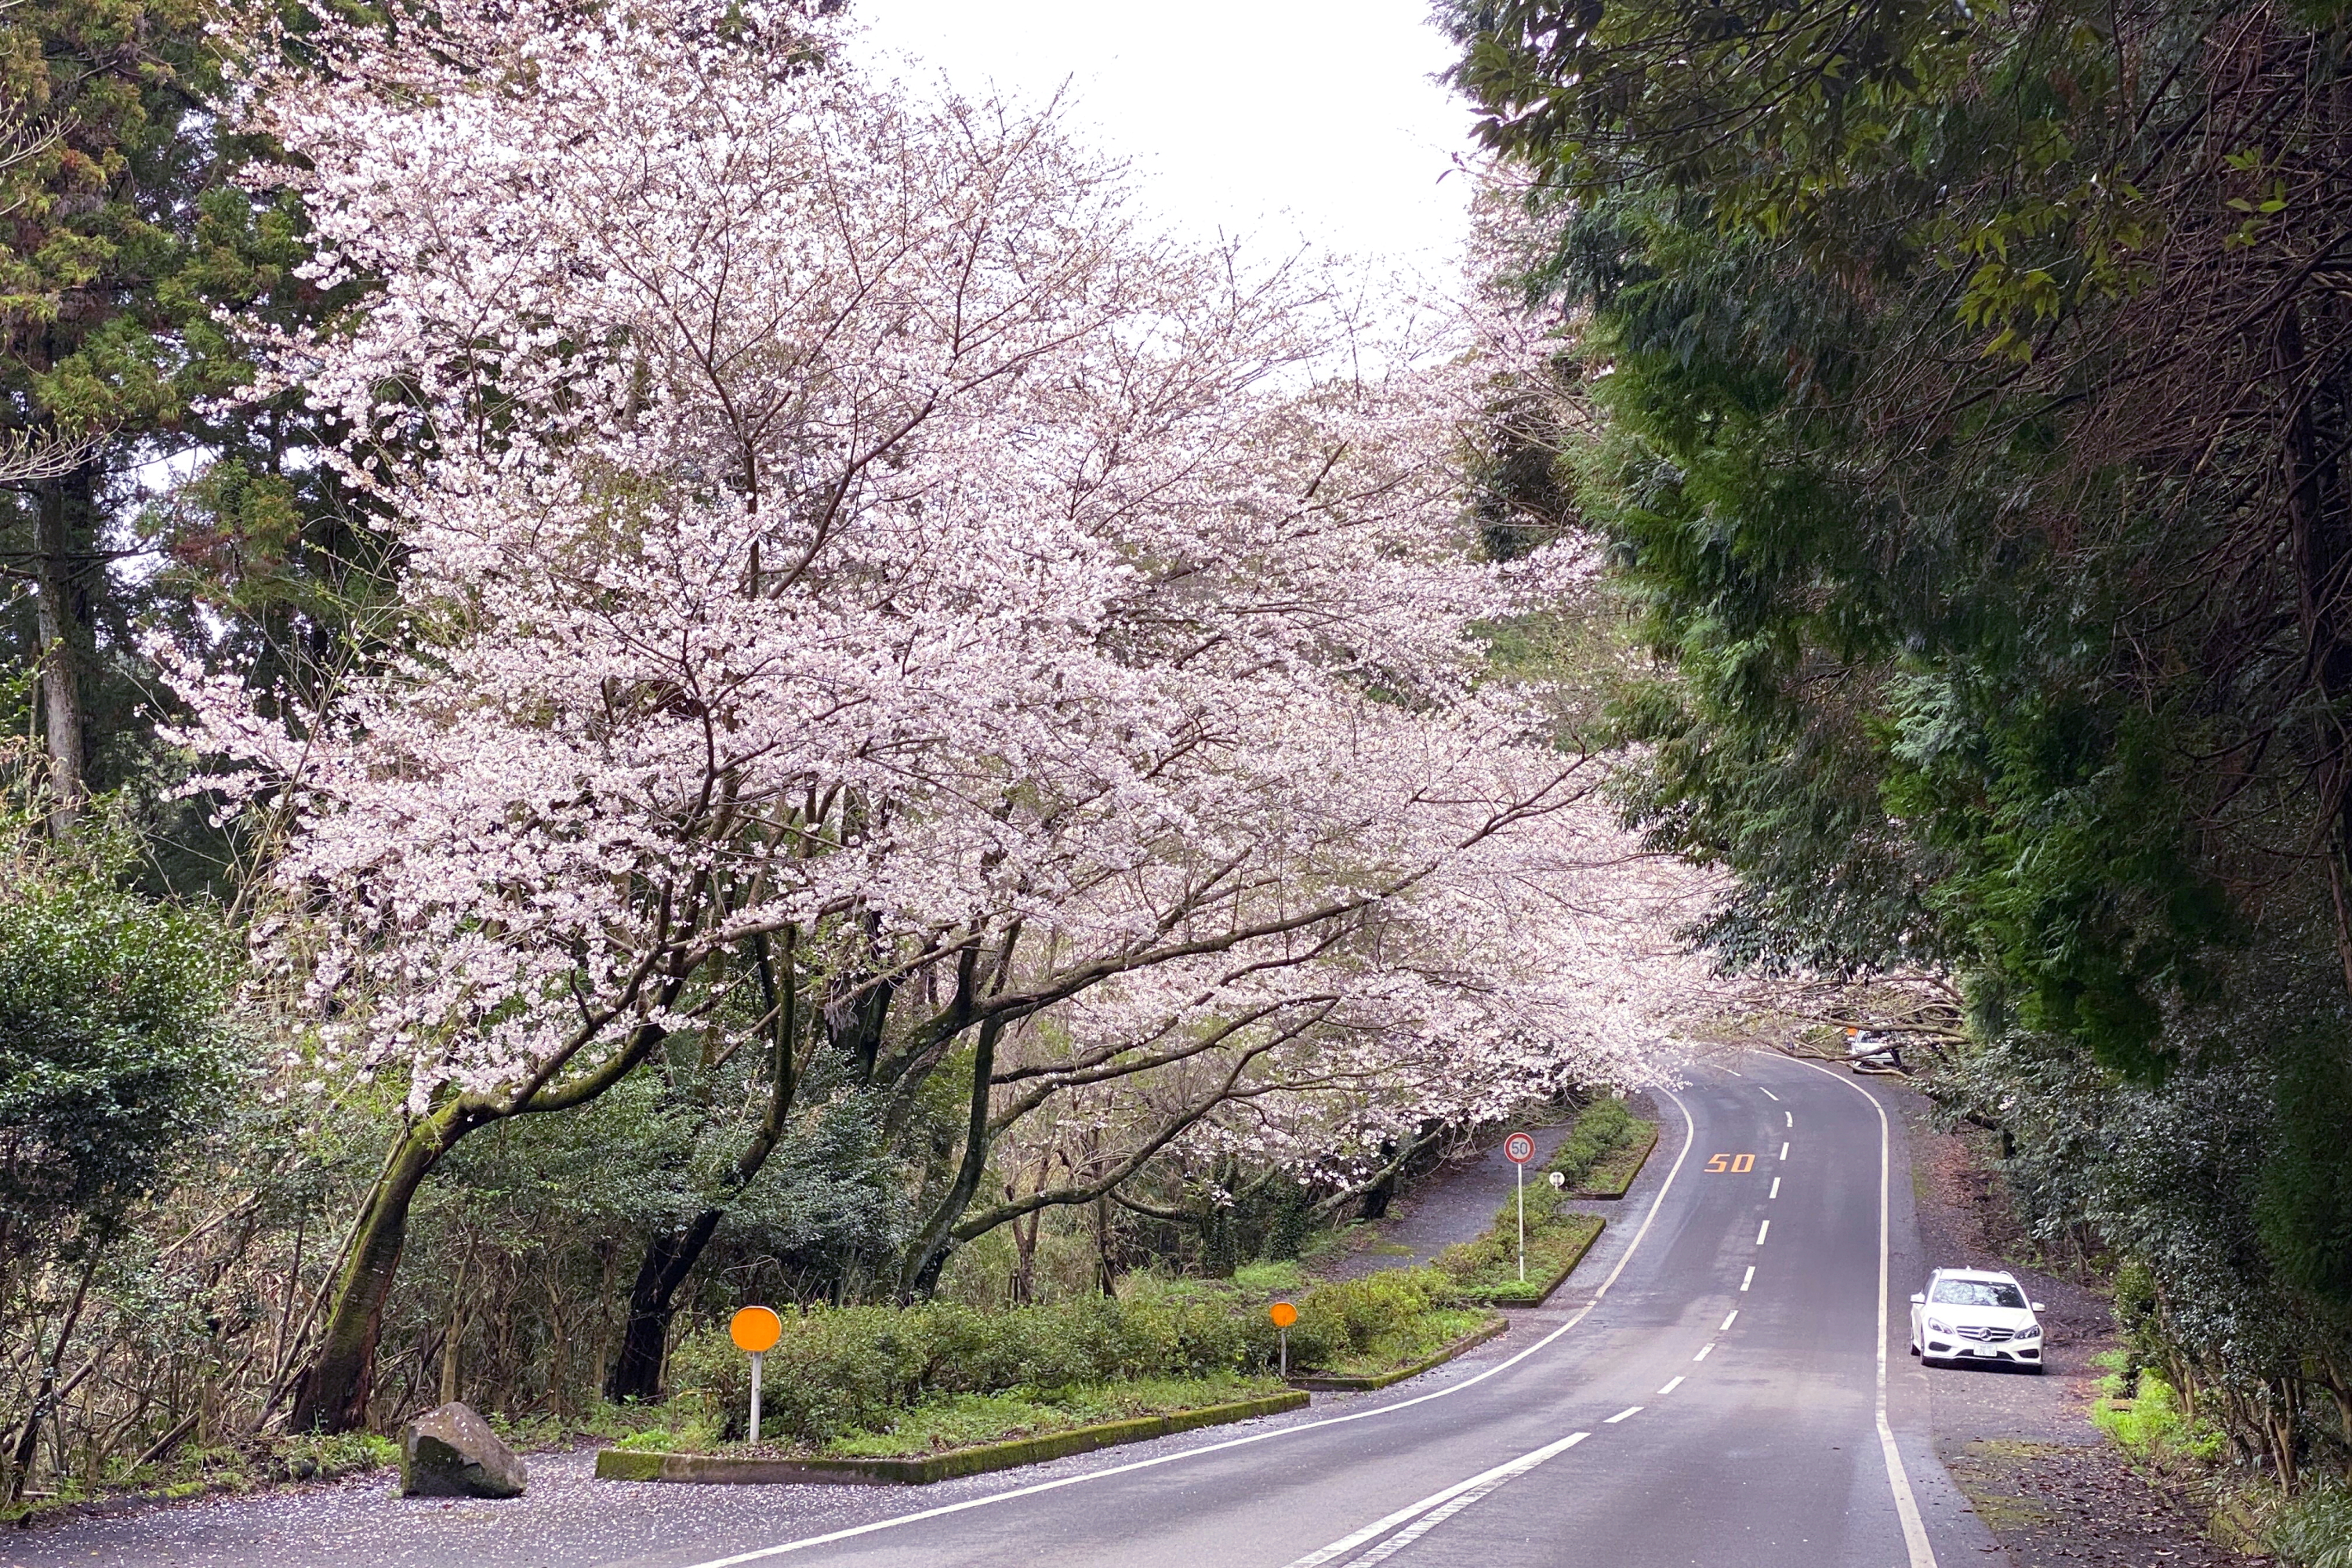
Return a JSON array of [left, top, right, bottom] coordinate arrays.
[[1279, 1432, 1590, 1568]]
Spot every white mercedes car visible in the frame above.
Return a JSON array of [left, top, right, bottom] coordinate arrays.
[[1909, 1268, 2045, 1371]]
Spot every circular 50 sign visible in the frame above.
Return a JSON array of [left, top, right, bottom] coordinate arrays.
[[1504, 1131, 1536, 1165]]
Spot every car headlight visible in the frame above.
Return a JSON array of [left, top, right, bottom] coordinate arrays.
[[1925, 1317, 1953, 1335], [2018, 1323, 2041, 1339]]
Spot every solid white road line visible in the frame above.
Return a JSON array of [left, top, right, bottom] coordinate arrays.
[[674, 1095, 1704, 1568], [1657, 1375, 1684, 1394], [1786, 1055, 1940, 1568], [1758, 1087, 1780, 1102], [1720, 1310, 1738, 1331], [1780, 1141, 1790, 1160], [1770, 1177, 1780, 1199], [1740, 1265, 1755, 1291], [1605, 1406, 1642, 1424], [1693, 1343, 1714, 1361], [1280, 1432, 1590, 1568], [1756, 1219, 1770, 1245]]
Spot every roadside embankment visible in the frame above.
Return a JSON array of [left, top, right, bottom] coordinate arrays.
[[1886, 1069, 2256, 1568]]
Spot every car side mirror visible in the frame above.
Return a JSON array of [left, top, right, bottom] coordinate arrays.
[[1909, 1293, 1925, 1305], [2031, 1302, 2045, 1314]]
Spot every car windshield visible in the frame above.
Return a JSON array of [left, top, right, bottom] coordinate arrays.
[[1930, 1279, 2027, 1308]]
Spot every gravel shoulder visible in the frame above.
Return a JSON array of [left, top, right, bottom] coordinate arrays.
[[1889, 1069, 2264, 1568]]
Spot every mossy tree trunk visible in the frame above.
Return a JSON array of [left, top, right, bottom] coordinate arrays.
[[293, 1016, 676, 1432]]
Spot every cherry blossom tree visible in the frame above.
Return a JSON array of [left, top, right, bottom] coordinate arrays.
[[176, 0, 1714, 1428]]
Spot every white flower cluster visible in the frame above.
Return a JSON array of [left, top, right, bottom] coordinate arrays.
[[172, 0, 1715, 1168]]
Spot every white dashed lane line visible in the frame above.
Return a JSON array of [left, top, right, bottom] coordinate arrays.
[[1720, 1310, 1737, 1331], [1755, 1220, 1769, 1245], [1279, 1433, 1591, 1568], [1740, 1266, 1755, 1291], [1769, 1177, 1780, 1199], [1605, 1407, 1642, 1425], [1780, 1141, 1789, 1160], [1657, 1376, 1685, 1395], [1785, 1110, 1793, 1127], [1693, 1343, 1715, 1362], [1758, 1087, 1779, 1102]]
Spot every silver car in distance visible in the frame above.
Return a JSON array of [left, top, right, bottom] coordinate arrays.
[[1908, 1268, 2045, 1372]]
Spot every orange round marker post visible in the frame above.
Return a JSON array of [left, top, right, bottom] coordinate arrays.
[[729, 1306, 784, 1442], [1269, 1301, 1298, 1377], [729, 1306, 783, 1353]]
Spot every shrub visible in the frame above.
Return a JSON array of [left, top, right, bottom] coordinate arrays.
[[666, 1294, 1269, 1443], [1544, 1098, 1636, 1189], [2267, 1483, 2352, 1568], [0, 869, 235, 1267], [665, 1269, 1464, 1445]]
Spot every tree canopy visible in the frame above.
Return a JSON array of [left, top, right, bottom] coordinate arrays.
[[1443, 0, 2352, 1484]]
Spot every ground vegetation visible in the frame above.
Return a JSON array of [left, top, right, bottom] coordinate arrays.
[[0, 0, 1711, 1517], [1441, 0, 2352, 1521]]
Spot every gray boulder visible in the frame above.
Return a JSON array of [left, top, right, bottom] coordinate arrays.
[[401, 1401, 527, 1498]]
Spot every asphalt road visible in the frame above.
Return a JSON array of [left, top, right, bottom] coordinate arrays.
[[11, 1055, 2008, 1568]]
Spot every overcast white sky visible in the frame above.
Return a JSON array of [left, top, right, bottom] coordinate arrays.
[[851, 0, 1479, 279]]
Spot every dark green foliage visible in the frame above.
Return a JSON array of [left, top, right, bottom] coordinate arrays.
[[1, 0, 383, 876], [1442, 0, 2352, 1482], [2259, 1025, 2352, 1306], [0, 860, 234, 1261]]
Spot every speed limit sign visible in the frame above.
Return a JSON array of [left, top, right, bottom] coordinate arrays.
[[1504, 1131, 1536, 1164]]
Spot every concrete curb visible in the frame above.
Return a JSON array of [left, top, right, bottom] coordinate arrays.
[[1287, 1314, 1509, 1391], [593, 1390, 1310, 1486], [1576, 1121, 1661, 1200]]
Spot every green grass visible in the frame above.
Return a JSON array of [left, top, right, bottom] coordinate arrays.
[[1309, 1307, 1494, 1378], [2090, 1352, 2225, 1465], [1440, 1212, 1603, 1303], [614, 1374, 1287, 1459], [1231, 1260, 1308, 1294], [816, 1374, 1280, 1457]]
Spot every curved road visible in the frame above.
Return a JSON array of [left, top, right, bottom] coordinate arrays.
[[11, 1057, 2008, 1568]]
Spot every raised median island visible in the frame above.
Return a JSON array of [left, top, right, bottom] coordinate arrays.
[[595, 1388, 1309, 1486], [594, 1269, 1500, 1486]]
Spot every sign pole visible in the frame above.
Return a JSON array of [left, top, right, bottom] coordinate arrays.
[[750, 1351, 764, 1446], [1503, 1130, 1535, 1284], [1279, 1326, 1287, 1379], [1516, 1160, 1526, 1282]]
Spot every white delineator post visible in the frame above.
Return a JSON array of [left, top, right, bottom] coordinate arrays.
[[750, 1351, 764, 1445]]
